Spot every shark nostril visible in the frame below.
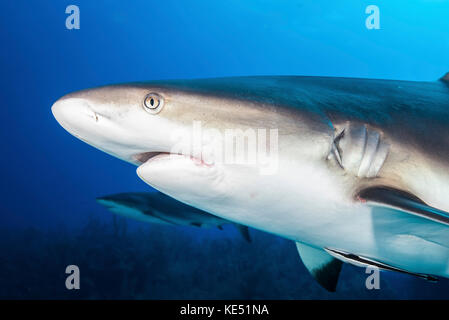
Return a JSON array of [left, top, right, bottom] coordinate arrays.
[[51, 96, 103, 138], [81, 102, 102, 123]]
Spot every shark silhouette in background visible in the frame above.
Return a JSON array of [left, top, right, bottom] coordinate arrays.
[[97, 191, 251, 242]]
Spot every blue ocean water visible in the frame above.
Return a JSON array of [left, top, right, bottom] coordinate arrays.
[[1, 0, 449, 299]]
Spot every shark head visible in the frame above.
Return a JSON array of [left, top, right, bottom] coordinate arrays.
[[52, 78, 336, 224], [51, 84, 187, 165], [97, 192, 146, 209], [96, 191, 176, 225], [96, 192, 152, 218]]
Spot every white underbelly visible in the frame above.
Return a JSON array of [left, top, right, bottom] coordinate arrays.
[[211, 161, 449, 277]]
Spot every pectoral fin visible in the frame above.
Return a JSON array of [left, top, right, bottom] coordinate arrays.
[[295, 242, 342, 292], [358, 186, 449, 226], [144, 210, 177, 225], [235, 225, 251, 242]]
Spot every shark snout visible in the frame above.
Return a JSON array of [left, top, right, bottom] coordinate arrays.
[[96, 197, 116, 208], [52, 97, 98, 130], [51, 95, 110, 146]]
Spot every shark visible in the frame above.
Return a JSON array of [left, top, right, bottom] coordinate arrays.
[[52, 74, 449, 291], [96, 191, 251, 242]]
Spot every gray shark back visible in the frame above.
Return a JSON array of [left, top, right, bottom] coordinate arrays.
[[139, 75, 449, 158], [138, 75, 449, 172]]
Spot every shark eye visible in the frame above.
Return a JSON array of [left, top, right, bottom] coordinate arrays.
[[143, 93, 164, 114]]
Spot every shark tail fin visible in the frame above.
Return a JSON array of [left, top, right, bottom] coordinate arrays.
[[295, 242, 342, 292], [234, 224, 251, 242]]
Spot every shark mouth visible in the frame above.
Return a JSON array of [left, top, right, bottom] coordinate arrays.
[[133, 151, 213, 167], [133, 152, 168, 164]]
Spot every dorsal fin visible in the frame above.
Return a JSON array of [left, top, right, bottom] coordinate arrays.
[[295, 242, 342, 292], [440, 72, 449, 83]]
